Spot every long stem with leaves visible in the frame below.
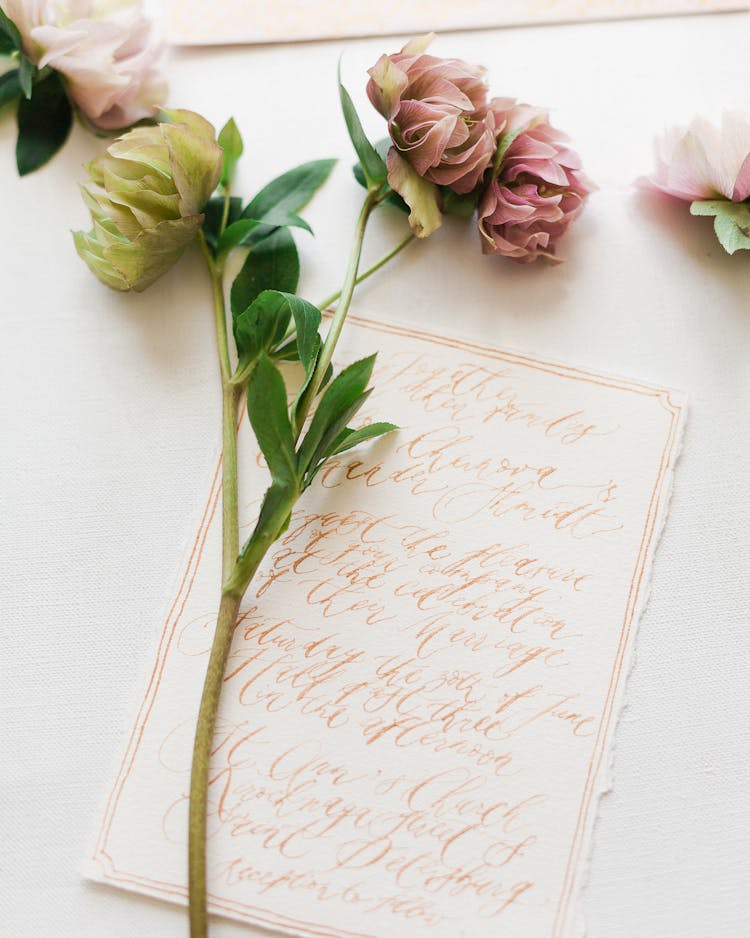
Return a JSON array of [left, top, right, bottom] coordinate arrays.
[[187, 151, 403, 936]]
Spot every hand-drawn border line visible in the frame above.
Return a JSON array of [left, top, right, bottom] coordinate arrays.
[[91, 311, 685, 938]]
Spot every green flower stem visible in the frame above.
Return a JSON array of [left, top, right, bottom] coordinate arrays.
[[188, 185, 392, 936], [189, 233, 242, 938], [294, 189, 378, 438], [316, 231, 416, 310]]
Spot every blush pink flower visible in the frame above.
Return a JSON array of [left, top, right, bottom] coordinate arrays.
[[478, 99, 594, 263], [367, 33, 495, 237], [1, 0, 166, 130], [640, 111, 750, 202]]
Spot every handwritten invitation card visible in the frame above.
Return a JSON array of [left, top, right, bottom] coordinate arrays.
[[167, 0, 748, 46], [86, 314, 685, 937]]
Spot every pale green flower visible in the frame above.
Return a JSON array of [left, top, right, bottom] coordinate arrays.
[[73, 109, 222, 291]]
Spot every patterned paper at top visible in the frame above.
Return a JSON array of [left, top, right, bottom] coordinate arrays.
[[167, 0, 748, 45], [87, 313, 685, 938]]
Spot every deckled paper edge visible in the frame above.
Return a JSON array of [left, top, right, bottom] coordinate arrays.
[[165, 2, 749, 46], [81, 311, 689, 938], [572, 396, 688, 938]]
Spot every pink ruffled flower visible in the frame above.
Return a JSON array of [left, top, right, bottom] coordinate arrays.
[[478, 99, 594, 263], [367, 33, 495, 237], [641, 111, 750, 202], [1, 0, 166, 129]]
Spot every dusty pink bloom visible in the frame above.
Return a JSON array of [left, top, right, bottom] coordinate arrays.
[[1, 0, 166, 129], [366, 34, 495, 237], [367, 34, 494, 193], [478, 99, 594, 263], [640, 111, 750, 202]]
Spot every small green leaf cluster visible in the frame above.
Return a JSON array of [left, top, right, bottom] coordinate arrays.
[[1, 9, 72, 175]]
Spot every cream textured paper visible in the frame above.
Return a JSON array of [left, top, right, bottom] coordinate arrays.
[[167, 0, 748, 45], [85, 313, 685, 938]]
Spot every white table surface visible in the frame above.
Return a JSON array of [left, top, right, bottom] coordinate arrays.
[[2, 9, 749, 938]]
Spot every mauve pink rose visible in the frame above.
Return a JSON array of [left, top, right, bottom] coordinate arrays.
[[640, 111, 750, 202], [0, 0, 166, 129], [478, 99, 594, 263], [367, 34, 495, 195]]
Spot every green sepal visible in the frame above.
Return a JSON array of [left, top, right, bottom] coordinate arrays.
[[690, 199, 750, 254], [16, 70, 72, 175], [338, 62, 387, 190]]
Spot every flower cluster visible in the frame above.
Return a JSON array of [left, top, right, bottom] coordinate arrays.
[[367, 34, 593, 262], [1, 0, 165, 129]]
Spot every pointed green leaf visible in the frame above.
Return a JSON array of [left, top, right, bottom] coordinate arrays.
[[338, 65, 387, 189], [297, 355, 377, 476], [18, 54, 34, 99], [218, 116, 243, 188], [328, 422, 398, 457], [0, 69, 21, 109], [0, 9, 22, 52], [690, 199, 750, 254], [217, 210, 312, 255], [305, 419, 397, 489], [230, 227, 300, 331], [240, 159, 336, 234], [234, 290, 293, 360], [16, 70, 72, 176], [247, 354, 297, 488], [301, 389, 373, 489]]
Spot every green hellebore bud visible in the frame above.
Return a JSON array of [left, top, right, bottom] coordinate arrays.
[[73, 109, 223, 292]]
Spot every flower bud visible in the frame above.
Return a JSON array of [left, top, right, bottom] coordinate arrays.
[[73, 109, 222, 291]]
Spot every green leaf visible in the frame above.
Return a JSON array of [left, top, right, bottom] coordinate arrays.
[[297, 355, 377, 477], [234, 290, 293, 360], [301, 389, 373, 489], [218, 116, 243, 188], [18, 54, 34, 99], [247, 354, 297, 488], [352, 137, 408, 213], [0, 9, 22, 52], [235, 355, 300, 569], [328, 422, 398, 458], [690, 199, 750, 254], [201, 194, 242, 252], [0, 69, 21, 109], [240, 159, 336, 239], [338, 64, 387, 189], [16, 70, 72, 176], [217, 210, 312, 255], [230, 227, 300, 333], [304, 420, 397, 489]]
